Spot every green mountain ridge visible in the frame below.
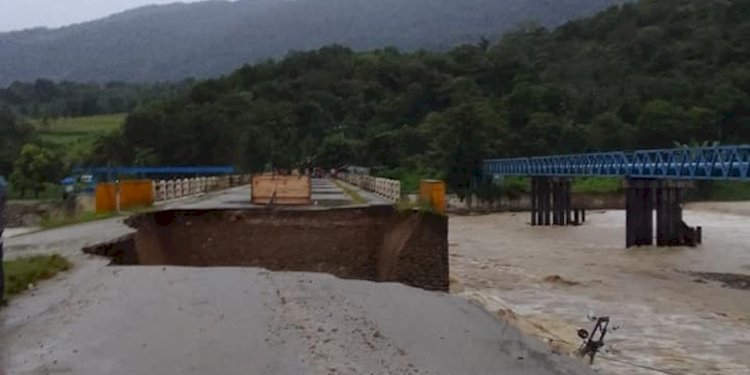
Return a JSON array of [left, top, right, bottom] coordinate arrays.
[[0, 0, 625, 85], [93, 0, 749, 195]]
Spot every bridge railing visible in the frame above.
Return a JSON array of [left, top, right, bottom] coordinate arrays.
[[485, 145, 750, 180], [338, 173, 401, 202], [153, 175, 248, 202]]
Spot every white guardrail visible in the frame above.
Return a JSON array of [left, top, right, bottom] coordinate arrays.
[[153, 175, 249, 202], [339, 173, 401, 202]]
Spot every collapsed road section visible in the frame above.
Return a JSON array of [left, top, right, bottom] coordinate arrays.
[[84, 205, 449, 291], [6, 189, 598, 375]]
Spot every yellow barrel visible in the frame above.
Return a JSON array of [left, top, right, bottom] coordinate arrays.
[[419, 179, 446, 214]]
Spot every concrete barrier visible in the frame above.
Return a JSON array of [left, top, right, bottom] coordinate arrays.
[[150, 175, 252, 205], [182, 179, 190, 197], [339, 173, 401, 202]]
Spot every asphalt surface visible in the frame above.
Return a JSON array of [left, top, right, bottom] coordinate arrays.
[[170, 179, 354, 209], [1, 181, 595, 375], [3, 267, 592, 375]]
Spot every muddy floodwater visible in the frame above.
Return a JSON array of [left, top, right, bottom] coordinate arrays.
[[449, 203, 750, 375]]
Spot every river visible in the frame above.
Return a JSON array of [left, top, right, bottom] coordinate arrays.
[[449, 202, 750, 375]]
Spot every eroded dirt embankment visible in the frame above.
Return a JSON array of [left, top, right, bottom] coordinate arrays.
[[84, 206, 449, 291]]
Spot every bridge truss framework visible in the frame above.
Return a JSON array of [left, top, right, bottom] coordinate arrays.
[[482, 146, 750, 247], [484, 145, 750, 181]]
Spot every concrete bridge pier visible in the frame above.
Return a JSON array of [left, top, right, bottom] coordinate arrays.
[[531, 177, 574, 226], [655, 181, 702, 247], [625, 179, 702, 248], [625, 179, 654, 247], [530, 176, 547, 225]]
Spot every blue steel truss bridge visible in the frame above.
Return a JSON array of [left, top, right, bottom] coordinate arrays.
[[483, 145, 750, 247]]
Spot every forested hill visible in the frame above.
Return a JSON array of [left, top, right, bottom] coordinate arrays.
[[0, 0, 625, 85], [86, 0, 750, 193], [0, 80, 191, 118]]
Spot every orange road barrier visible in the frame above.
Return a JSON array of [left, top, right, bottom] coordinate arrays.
[[419, 179, 446, 214], [96, 180, 154, 213]]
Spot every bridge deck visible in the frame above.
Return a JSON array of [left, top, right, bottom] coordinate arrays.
[[484, 145, 750, 180]]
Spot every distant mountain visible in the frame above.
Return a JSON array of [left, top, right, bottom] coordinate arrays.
[[0, 0, 626, 85]]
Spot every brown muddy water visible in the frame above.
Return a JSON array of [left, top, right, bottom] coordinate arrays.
[[449, 203, 750, 375]]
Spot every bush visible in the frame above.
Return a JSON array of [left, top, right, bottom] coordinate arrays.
[[374, 167, 437, 194], [571, 177, 621, 194], [688, 181, 750, 201], [499, 176, 529, 199], [7, 182, 63, 201]]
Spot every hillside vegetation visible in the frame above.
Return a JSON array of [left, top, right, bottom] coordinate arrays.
[[0, 81, 184, 194], [0, 80, 191, 118], [87, 0, 750, 195], [0, 0, 625, 85], [33, 114, 126, 163], [0, 110, 127, 198]]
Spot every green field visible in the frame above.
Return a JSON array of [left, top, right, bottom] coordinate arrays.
[[32, 114, 126, 162]]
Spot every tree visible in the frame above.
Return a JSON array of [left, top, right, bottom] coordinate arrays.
[[10, 144, 63, 198], [133, 147, 161, 166], [0, 106, 34, 176], [317, 135, 356, 169], [636, 100, 687, 148], [79, 0, 750, 192], [590, 112, 634, 151], [425, 99, 503, 198]]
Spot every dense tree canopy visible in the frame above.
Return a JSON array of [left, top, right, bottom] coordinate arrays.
[[87, 0, 750, 191], [0, 106, 33, 176], [0, 80, 191, 118]]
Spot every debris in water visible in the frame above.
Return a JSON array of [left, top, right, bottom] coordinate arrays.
[[576, 314, 619, 365], [687, 272, 750, 290], [543, 275, 580, 286]]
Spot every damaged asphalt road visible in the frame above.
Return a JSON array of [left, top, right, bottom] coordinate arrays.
[[1, 184, 595, 375]]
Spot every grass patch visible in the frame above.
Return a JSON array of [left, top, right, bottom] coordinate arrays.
[[571, 177, 622, 194], [31, 114, 126, 163], [333, 180, 367, 204], [689, 181, 750, 201], [40, 211, 119, 230], [395, 172, 423, 194], [706, 181, 750, 200], [396, 199, 418, 211], [7, 183, 64, 201], [374, 167, 431, 194], [3, 255, 72, 298], [36, 205, 152, 230], [498, 176, 529, 198], [494, 177, 621, 197], [395, 198, 440, 214], [32, 114, 126, 134]]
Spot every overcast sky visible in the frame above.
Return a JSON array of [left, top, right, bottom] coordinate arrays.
[[0, 0, 213, 32]]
